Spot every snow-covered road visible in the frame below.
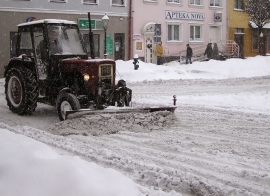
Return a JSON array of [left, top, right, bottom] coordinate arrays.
[[1, 76, 270, 196]]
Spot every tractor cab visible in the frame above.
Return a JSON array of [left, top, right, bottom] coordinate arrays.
[[17, 19, 87, 79]]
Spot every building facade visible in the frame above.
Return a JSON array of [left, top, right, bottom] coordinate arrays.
[[131, 0, 228, 63], [0, 0, 130, 78], [228, 0, 252, 58], [228, 0, 270, 58]]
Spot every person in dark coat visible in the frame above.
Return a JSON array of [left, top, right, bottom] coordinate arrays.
[[186, 44, 193, 64], [204, 43, 213, 59], [212, 43, 219, 60]]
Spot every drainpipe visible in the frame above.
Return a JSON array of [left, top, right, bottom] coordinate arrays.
[[128, 0, 132, 60]]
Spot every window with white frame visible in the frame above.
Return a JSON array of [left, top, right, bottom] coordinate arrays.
[[50, 0, 67, 3], [167, 23, 182, 42], [167, 0, 182, 4], [112, 0, 125, 6], [210, 0, 221, 7], [83, 0, 97, 4], [189, 0, 202, 6], [144, 0, 157, 2], [234, 0, 244, 10], [234, 28, 244, 34], [190, 25, 203, 41]]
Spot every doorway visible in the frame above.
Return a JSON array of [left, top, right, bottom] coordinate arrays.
[[234, 34, 244, 58], [145, 37, 154, 63], [114, 33, 124, 60], [209, 25, 221, 43]]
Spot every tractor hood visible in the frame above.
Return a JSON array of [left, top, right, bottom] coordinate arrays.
[[58, 56, 116, 75]]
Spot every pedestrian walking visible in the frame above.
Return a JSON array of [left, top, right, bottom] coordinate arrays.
[[156, 42, 163, 65], [212, 43, 219, 60], [186, 44, 193, 64], [204, 43, 213, 59]]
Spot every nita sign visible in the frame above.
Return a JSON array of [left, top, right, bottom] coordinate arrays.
[[165, 10, 205, 21]]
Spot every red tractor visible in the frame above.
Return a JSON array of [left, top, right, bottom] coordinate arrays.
[[4, 19, 131, 120]]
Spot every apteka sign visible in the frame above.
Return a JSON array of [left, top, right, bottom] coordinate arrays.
[[165, 10, 205, 21]]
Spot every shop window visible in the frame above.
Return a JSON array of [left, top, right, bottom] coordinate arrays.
[[167, 23, 182, 42], [189, 0, 202, 6], [190, 25, 203, 42], [234, 0, 244, 10], [210, 0, 221, 7], [83, 0, 97, 4], [82, 34, 100, 58], [112, 0, 125, 6]]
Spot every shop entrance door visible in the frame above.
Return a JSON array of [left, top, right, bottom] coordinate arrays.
[[145, 37, 154, 63], [234, 34, 244, 58], [209, 26, 221, 43], [114, 33, 124, 60]]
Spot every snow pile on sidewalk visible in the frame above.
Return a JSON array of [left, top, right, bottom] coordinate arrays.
[[49, 111, 177, 136], [0, 128, 181, 196]]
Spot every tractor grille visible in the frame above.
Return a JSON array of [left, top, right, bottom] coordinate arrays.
[[99, 64, 113, 88], [101, 65, 111, 76]]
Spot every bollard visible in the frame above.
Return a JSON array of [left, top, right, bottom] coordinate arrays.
[[173, 95, 177, 106]]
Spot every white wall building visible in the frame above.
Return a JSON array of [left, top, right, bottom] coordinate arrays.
[[132, 0, 227, 64]]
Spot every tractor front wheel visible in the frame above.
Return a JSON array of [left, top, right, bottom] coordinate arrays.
[[56, 93, 81, 121]]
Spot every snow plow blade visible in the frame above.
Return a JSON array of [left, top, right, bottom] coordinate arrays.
[[65, 106, 177, 120]]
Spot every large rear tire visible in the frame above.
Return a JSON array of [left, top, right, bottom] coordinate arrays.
[[56, 92, 81, 121], [5, 67, 38, 115]]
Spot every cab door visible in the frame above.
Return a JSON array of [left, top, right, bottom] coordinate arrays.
[[33, 26, 48, 79]]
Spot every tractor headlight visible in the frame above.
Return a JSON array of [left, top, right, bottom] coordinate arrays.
[[84, 74, 90, 81]]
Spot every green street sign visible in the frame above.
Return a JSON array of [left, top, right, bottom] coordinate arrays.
[[106, 34, 112, 39], [104, 34, 113, 55], [78, 18, 95, 29], [107, 39, 113, 55]]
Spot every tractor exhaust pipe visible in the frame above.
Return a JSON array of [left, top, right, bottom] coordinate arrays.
[[88, 12, 95, 59]]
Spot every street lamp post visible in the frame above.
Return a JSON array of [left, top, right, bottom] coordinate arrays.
[[102, 14, 109, 59]]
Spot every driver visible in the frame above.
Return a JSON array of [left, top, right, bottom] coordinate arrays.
[[36, 27, 62, 59], [47, 28, 62, 55]]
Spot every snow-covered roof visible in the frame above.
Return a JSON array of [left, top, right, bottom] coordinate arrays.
[[18, 19, 77, 27], [249, 21, 270, 29]]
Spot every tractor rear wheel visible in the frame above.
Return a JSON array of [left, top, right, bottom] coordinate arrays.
[[5, 67, 38, 115], [56, 92, 81, 121]]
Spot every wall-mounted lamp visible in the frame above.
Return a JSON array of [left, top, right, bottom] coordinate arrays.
[[119, 17, 123, 21], [260, 32, 264, 37]]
